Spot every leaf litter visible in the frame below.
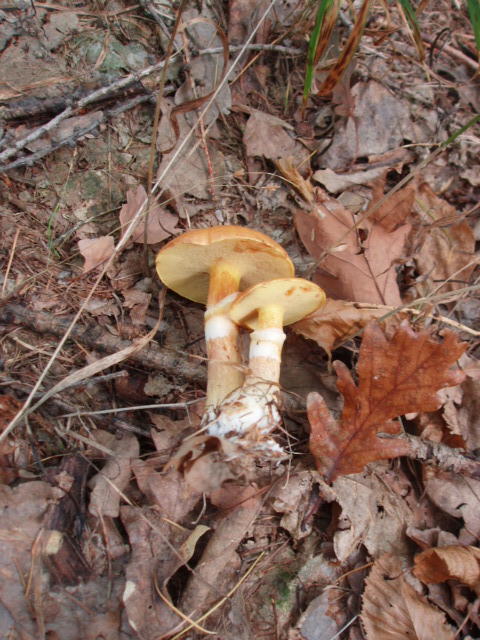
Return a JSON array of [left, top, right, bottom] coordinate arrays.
[[1, 0, 480, 638]]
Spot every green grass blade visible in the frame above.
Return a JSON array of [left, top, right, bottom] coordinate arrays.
[[467, 0, 480, 58], [398, 0, 425, 61], [303, 0, 336, 117]]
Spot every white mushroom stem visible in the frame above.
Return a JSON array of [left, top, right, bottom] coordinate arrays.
[[204, 292, 244, 407], [203, 276, 326, 460], [204, 324, 287, 459]]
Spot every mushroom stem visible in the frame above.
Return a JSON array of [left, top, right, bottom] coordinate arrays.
[[248, 327, 286, 384], [204, 293, 244, 407], [204, 279, 326, 459], [207, 261, 241, 306]]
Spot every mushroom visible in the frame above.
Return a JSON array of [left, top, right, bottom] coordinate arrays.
[[155, 226, 294, 408], [204, 278, 326, 457]]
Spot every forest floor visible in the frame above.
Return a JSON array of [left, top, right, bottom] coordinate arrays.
[[1, 0, 480, 638]]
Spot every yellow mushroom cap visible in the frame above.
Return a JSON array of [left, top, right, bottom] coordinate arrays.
[[155, 226, 294, 304], [230, 278, 326, 330]]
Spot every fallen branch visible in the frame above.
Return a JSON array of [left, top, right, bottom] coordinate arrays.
[[403, 433, 480, 479], [0, 58, 170, 166], [0, 94, 155, 174], [1, 303, 207, 386]]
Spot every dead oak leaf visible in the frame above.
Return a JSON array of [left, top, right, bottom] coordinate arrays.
[[119, 185, 180, 245], [361, 553, 455, 640], [307, 321, 466, 482], [413, 546, 480, 596]]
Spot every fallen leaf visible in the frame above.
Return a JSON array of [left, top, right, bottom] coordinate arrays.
[[332, 466, 413, 561], [244, 109, 305, 166], [119, 185, 180, 244], [294, 183, 413, 305], [413, 546, 480, 597], [156, 98, 226, 202], [88, 431, 139, 518], [271, 471, 316, 539], [320, 81, 412, 171], [313, 165, 387, 193], [361, 553, 455, 640], [123, 287, 152, 326], [121, 504, 189, 638], [424, 467, 480, 545], [78, 236, 115, 272], [180, 484, 262, 613], [308, 321, 466, 482], [414, 182, 477, 297], [291, 299, 390, 357], [295, 588, 347, 640]]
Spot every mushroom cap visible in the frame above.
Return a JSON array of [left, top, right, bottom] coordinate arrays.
[[230, 278, 326, 329], [155, 226, 294, 304]]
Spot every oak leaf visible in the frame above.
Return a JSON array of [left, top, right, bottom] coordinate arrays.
[[361, 553, 455, 640], [413, 546, 480, 596], [308, 321, 466, 482]]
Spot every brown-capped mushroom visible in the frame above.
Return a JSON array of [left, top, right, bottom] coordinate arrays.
[[204, 278, 326, 457], [155, 226, 294, 407]]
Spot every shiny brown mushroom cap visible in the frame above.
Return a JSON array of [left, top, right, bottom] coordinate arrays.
[[155, 226, 294, 304], [230, 278, 326, 330]]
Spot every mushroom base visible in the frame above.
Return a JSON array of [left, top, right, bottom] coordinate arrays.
[[202, 377, 286, 459]]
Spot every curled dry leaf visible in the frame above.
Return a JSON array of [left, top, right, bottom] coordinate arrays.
[[291, 298, 390, 357], [333, 467, 413, 561], [274, 156, 314, 203], [119, 185, 180, 244], [413, 546, 480, 597], [78, 235, 115, 272], [361, 553, 455, 640], [308, 321, 466, 482]]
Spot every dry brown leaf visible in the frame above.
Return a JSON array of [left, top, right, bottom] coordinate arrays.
[[424, 467, 480, 545], [296, 588, 347, 640], [123, 287, 152, 326], [294, 184, 413, 305], [243, 109, 305, 166], [414, 182, 477, 297], [361, 553, 455, 640], [321, 81, 412, 171], [88, 431, 139, 518], [413, 546, 480, 596], [121, 504, 188, 639], [291, 299, 389, 357], [180, 484, 262, 613], [78, 235, 115, 272], [308, 321, 466, 481], [332, 466, 413, 561], [119, 185, 180, 245]]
